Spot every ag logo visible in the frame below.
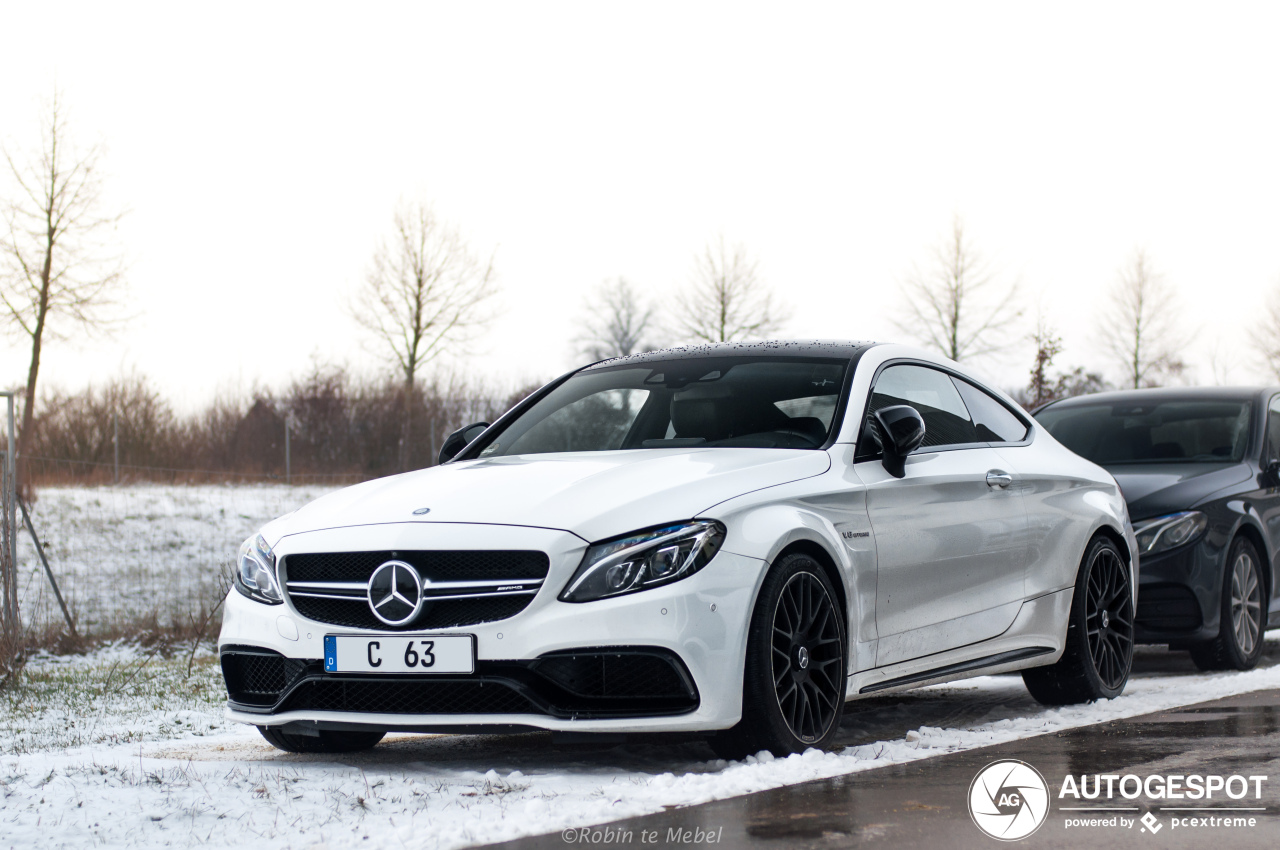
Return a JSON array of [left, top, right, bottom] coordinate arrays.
[[968, 760, 1050, 841]]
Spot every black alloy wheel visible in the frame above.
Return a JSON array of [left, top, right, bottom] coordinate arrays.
[[770, 572, 845, 742], [710, 553, 846, 760], [1024, 535, 1133, 705], [1085, 540, 1135, 691], [1191, 536, 1266, 672]]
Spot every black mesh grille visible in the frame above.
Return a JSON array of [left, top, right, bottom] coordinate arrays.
[[1137, 583, 1203, 632], [282, 550, 548, 630], [534, 651, 693, 699], [221, 649, 309, 706], [281, 679, 540, 715], [290, 593, 534, 631], [285, 550, 549, 583]]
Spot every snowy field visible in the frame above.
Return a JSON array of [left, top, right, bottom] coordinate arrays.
[[15, 485, 337, 633], [2, 636, 1278, 850]]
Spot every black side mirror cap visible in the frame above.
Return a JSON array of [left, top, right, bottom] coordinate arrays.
[[439, 421, 491, 465], [871, 405, 926, 478]]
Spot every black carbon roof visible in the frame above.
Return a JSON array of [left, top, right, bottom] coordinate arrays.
[[581, 339, 878, 371]]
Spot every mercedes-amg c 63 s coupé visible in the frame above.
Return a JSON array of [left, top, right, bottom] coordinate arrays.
[[219, 341, 1137, 758]]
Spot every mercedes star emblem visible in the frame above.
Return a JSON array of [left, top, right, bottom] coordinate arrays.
[[367, 560, 424, 626]]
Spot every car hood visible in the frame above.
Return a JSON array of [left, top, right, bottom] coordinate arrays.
[[269, 448, 832, 544], [1106, 462, 1252, 520]]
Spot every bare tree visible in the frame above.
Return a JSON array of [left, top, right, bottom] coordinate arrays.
[[1249, 282, 1280, 381], [892, 216, 1020, 362], [1098, 249, 1186, 389], [1018, 314, 1108, 409], [672, 238, 789, 343], [1, 92, 125, 488], [351, 200, 498, 469], [576, 277, 655, 360]]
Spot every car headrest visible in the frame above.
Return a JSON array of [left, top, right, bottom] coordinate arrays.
[[671, 396, 732, 441]]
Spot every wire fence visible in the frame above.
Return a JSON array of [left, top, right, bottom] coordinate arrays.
[[15, 457, 347, 642]]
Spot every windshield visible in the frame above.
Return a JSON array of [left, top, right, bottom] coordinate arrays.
[[477, 357, 849, 457], [1035, 399, 1252, 465]]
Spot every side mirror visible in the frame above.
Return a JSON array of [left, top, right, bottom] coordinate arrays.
[[438, 421, 490, 465], [870, 405, 926, 478]]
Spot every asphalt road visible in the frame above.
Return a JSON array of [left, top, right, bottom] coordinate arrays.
[[486, 687, 1280, 850]]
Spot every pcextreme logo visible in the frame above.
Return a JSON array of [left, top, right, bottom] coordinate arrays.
[[968, 760, 1051, 841]]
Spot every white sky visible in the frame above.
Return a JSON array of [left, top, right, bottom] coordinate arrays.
[[3, 2, 1279, 410]]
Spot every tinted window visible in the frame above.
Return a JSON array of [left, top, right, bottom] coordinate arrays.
[[1036, 399, 1252, 464], [868, 364, 977, 448], [478, 357, 848, 456], [953, 378, 1029, 442]]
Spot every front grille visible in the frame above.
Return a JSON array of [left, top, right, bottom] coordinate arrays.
[[286, 550, 549, 583], [281, 679, 541, 715], [290, 594, 533, 631], [282, 550, 550, 631], [221, 647, 310, 706], [1136, 583, 1203, 632]]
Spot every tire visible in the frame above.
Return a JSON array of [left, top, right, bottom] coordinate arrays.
[[1024, 535, 1134, 705], [710, 553, 846, 760], [1190, 536, 1266, 672], [258, 725, 386, 754]]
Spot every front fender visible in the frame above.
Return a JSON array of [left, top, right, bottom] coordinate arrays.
[[708, 492, 878, 672]]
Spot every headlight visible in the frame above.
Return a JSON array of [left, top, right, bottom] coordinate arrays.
[[560, 520, 726, 603], [1133, 511, 1208, 556], [234, 534, 283, 604]]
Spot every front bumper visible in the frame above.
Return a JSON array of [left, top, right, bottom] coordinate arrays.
[[1134, 539, 1222, 644], [218, 522, 768, 733]]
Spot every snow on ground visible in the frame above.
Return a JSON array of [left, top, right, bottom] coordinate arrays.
[[3, 637, 1279, 850], [16, 485, 337, 632]]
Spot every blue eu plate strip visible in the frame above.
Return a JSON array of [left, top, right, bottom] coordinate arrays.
[[324, 635, 337, 672]]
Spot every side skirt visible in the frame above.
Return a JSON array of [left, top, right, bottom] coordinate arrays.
[[858, 646, 1054, 694]]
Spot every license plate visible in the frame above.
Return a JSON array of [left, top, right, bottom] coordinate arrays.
[[324, 634, 476, 674]]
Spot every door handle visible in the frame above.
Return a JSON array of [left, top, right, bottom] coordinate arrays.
[[986, 470, 1013, 489]]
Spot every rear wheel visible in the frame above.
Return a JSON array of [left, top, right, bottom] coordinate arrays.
[[1024, 535, 1133, 705], [1190, 536, 1266, 672], [258, 725, 386, 754], [710, 553, 846, 760]]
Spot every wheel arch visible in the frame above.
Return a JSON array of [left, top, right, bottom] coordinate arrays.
[[1230, 518, 1272, 606], [773, 538, 849, 634]]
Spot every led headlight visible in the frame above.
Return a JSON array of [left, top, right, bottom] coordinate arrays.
[[234, 534, 283, 604], [560, 520, 726, 603], [1133, 511, 1207, 556]]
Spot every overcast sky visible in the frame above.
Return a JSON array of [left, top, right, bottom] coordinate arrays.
[[3, 3, 1279, 410]]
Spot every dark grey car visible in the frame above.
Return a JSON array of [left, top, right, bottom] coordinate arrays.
[[1035, 387, 1280, 670]]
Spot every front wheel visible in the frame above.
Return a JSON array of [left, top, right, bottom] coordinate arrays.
[[1024, 535, 1134, 705], [710, 553, 846, 760], [1190, 536, 1266, 672], [258, 725, 386, 754]]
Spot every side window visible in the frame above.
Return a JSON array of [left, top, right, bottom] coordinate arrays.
[[953, 378, 1030, 443], [1267, 395, 1280, 461], [867, 364, 977, 448]]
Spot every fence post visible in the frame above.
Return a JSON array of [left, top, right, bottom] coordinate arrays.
[[284, 419, 291, 485], [0, 392, 17, 647], [113, 410, 119, 485]]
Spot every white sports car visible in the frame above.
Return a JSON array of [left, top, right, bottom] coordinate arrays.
[[219, 341, 1137, 758]]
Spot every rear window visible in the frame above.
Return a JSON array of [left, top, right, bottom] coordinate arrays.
[[1035, 399, 1252, 464]]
